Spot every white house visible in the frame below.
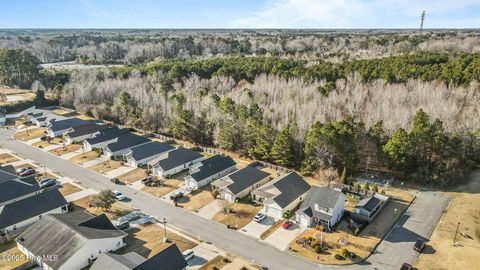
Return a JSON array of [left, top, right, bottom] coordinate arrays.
[[149, 148, 204, 178], [212, 166, 271, 202], [354, 193, 389, 222], [252, 172, 310, 220], [0, 165, 68, 235], [102, 133, 150, 159], [295, 187, 345, 228], [184, 155, 236, 190], [83, 127, 130, 151], [16, 211, 127, 270], [124, 141, 175, 168], [47, 118, 88, 137], [63, 123, 108, 145]]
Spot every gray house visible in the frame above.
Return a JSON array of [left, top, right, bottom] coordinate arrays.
[[124, 141, 175, 167], [63, 123, 108, 144], [47, 118, 88, 137], [354, 193, 389, 222], [150, 148, 204, 178], [295, 187, 345, 228], [184, 155, 237, 190], [83, 127, 130, 151], [103, 133, 150, 159]]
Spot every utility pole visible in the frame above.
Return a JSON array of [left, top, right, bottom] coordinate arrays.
[[160, 217, 169, 243], [420, 11, 426, 35]]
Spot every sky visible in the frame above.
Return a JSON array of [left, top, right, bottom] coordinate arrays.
[[0, 0, 479, 29]]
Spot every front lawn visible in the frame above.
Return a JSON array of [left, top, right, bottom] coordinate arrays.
[[59, 183, 82, 196], [177, 186, 215, 211], [13, 127, 46, 141], [141, 179, 183, 197], [49, 144, 82, 156], [117, 168, 147, 184], [69, 151, 101, 164], [32, 138, 63, 148], [213, 202, 261, 229], [0, 153, 19, 164], [71, 195, 132, 220], [89, 160, 124, 174]]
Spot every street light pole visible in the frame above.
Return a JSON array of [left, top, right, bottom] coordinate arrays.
[[161, 217, 169, 243], [453, 222, 460, 246]]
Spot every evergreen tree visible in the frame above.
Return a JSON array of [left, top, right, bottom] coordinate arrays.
[[383, 128, 414, 171], [340, 167, 347, 184], [270, 126, 295, 167], [253, 122, 275, 161], [171, 105, 192, 140]]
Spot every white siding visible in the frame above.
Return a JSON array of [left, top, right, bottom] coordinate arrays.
[[2, 206, 67, 234]]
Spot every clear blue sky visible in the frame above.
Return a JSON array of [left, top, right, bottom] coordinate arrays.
[[0, 0, 479, 28]]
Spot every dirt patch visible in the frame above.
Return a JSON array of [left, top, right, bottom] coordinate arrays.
[[89, 160, 124, 174], [177, 186, 215, 211], [0, 153, 19, 164], [141, 179, 183, 197], [14, 163, 37, 170], [13, 128, 47, 141], [32, 138, 63, 148], [69, 151, 101, 164], [117, 224, 197, 258], [117, 168, 148, 184], [59, 183, 82, 196], [213, 202, 262, 229], [198, 255, 228, 270], [0, 241, 30, 270], [49, 144, 82, 156], [35, 171, 59, 180], [260, 219, 284, 240], [50, 108, 73, 116], [71, 195, 132, 220]]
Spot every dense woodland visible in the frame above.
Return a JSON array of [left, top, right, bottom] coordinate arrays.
[[0, 30, 479, 186]]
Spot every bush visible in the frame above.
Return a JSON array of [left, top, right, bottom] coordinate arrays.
[[371, 183, 378, 193], [354, 227, 361, 236], [363, 182, 370, 190], [212, 190, 219, 198], [235, 198, 240, 203], [222, 258, 231, 263], [380, 189, 386, 194], [339, 248, 348, 257], [310, 239, 320, 249], [314, 245, 322, 253], [304, 236, 312, 241], [334, 254, 344, 260], [283, 210, 291, 219]]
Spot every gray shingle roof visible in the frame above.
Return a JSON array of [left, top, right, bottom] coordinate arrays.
[[356, 196, 381, 212], [49, 118, 89, 132], [65, 123, 108, 138], [0, 165, 18, 184], [272, 172, 310, 208], [105, 134, 150, 152], [86, 127, 130, 145], [189, 155, 236, 182], [0, 174, 40, 205], [154, 148, 203, 171], [0, 188, 68, 229], [91, 252, 146, 270], [135, 244, 187, 270], [222, 167, 270, 195], [128, 141, 175, 162], [297, 187, 343, 219], [17, 211, 126, 270]]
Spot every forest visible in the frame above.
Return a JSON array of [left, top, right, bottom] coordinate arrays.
[[0, 30, 479, 186]]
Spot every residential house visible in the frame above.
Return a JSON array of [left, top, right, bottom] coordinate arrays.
[[184, 155, 236, 190], [91, 244, 187, 270], [0, 165, 68, 235], [0, 107, 6, 125], [295, 187, 345, 228], [103, 133, 150, 159], [83, 127, 130, 151], [47, 118, 89, 137], [212, 166, 271, 202], [16, 211, 127, 270], [149, 148, 204, 178], [354, 193, 389, 222], [124, 141, 175, 168], [32, 113, 65, 127], [252, 172, 310, 219], [63, 123, 108, 144]]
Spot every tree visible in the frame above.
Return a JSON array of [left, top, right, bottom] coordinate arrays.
[[90, 190, 117, 211], [0, 49, 40, 88], [363, 181, 370, 190], [340, 167, 347, 185], [371, 183, 378, 193], [218, 120, 237, 150], [171, 105, 193, 140], [253, 122, 275, 161], [383, 128, 414, 171], [270, 126, 295, 167]]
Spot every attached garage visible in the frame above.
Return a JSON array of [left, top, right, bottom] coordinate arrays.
[[265, 205, 282, 219]]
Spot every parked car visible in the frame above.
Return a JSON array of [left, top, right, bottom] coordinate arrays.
[[112, 190, 126, 201], [141, 176, 154, 184], [400, 263, 415, 270], [170, 191, 184, 201], [16, 167, 33, 174], [39, 178, 56, 189], [110, 178, 120, 184], [19, 168, 36, 177], [182, 249, 194, 261], [413, 239, 426, 253], [282, 220, 293, 229], [253, 213, 266, 222]]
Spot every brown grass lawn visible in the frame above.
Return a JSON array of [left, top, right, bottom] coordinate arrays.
[[13, 127, 46, 141], [198, 255, 228, 270], [260, 219, 284, 240], [14, 163, 37, 170], [35, 171, 59, 180], [50, 108, 72, 115], [49, 144, 82, 156], [71, 195, 132, 220], [31, 138, 63, 148], [177, 186, 215, 211], [213, 202, 262, 229], [0, 241, 30, 270], [0, 153, 19, 164], [141, 179, 183, 197], [117, 224, 197, 258], [89, 160, 124, 174], [69, 151, 101, 164], [117, 168, 147, 184], [59, 183, 82, 196]]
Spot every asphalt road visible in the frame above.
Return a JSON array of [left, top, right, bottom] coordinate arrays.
[[0, 128, 450, 270]]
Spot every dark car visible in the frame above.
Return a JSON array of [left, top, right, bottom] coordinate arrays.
[[170, 191, 184, 201], [413, 239, 426, 253], [16, 167, 33, 174], [141, 176, 153, 183], [39, 178, 56, 189], [111, 178, 120, 184], [400, 263, 415, 270], [19, 168, 36, 177]]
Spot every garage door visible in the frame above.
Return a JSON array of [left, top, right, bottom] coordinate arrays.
[[223, 192, 233, 202], [297, 215, 310, 227], [266, 206, 282, 219]]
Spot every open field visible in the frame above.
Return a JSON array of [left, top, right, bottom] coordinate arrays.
[[0, 241, 30, 270], [117, 224, 197, 258], [32, 137, 63, 148], [117, 168, 147, 184], [213, 202, 261, 229], [141, 179, 183, 197], [0, 153, 19, 164], [13, 128, 46, 141], [89, 160, 123, 174], [71, 195, 132, 220], [177, 186, 215, 211], [49, 144, 82, 156], [416, 170, 480, 270], [59, 182, 82, 196], [69, 151, 101, 164]]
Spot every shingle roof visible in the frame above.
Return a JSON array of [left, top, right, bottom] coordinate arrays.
[[86, 127, 130, 145], [153, 148, 203, 171], [127, 141, 175, 162], [49, 118, 88, 132], [189, 155, 236, 182], [91, 252, 146, 270], [17, 211, 126, 270], [356, 196, 381, 212], [105, 133, 150, 152], [0, 189, 68, 229], [222, 167, 270, 195], [297, 187, 343, 220], [134, 244, 187, 270], [271, 172, 310, 208], [65, 123, 108, 138], [0, 165, 18, 184], [0, 174, 40, 205]]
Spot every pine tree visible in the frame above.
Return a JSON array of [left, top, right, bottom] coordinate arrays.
[[171, 105, 192, 140], [371, 183, 379, 193], [340, 167, 347, 185], [270, 126, 295, 167], [253, 122, 275, 161]]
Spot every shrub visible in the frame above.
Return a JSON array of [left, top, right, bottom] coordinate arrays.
[[371, 183, 379, 192], [355, 183, 361, 190], [310, 239, 320, 249], [222, 258, 231, 263], [380, 189, 386, 194], [314, 245, 322, 253], [235, 198, 240, 203], [212, 190, 219, 198], [339, 248, 348, 257], [334, 254, 344, 260], [283, 210, 291, 219], [304, 236, 312, 241], [363, 182, 370, 190], [354, 227, 361, 236]]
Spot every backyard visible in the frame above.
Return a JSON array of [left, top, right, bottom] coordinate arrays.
[[0, 241, 30, 270]]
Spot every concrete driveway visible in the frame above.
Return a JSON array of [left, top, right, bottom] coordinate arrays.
[[196, 200, 223, 219], [104, 166, 136, 178], [187, 243, 225, 270], [240, 216, 275, 239], [264, 221, 305, 250]]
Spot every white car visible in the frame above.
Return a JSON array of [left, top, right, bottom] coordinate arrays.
[[182, 249, 194, 261], [253, 213, 266, 222], [112, 190, 126, 201]]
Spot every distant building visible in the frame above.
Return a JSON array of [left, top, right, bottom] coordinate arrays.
[[47, 118, 88, 137], [124, 141, 175, 168], [83, 127, 130, 151], [63, 123, 108, 144]]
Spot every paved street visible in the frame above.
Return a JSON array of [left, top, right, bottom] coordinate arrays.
[[0, 128, 450, 270]]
